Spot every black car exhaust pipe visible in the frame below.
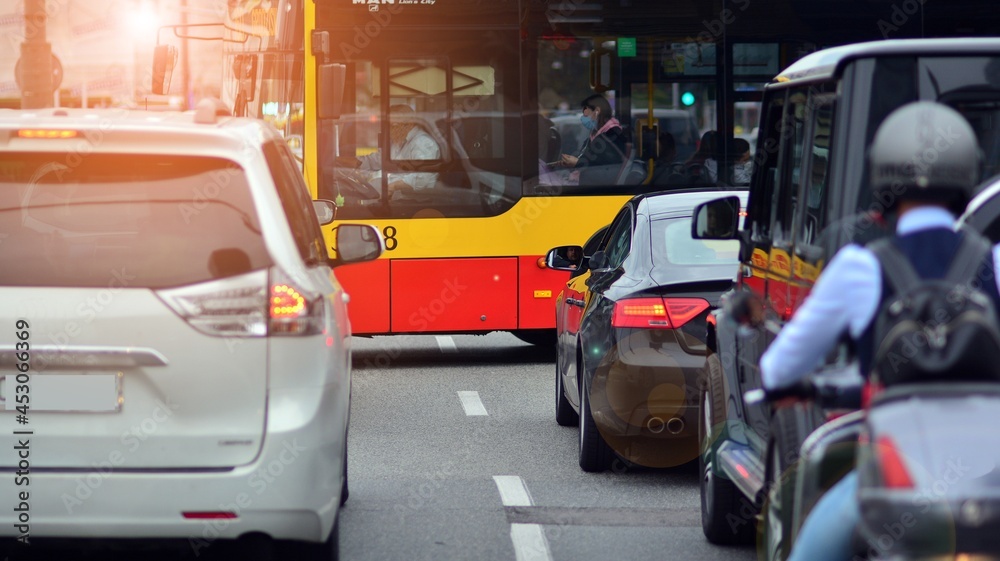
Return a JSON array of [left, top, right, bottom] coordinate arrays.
[[647, 417, 666, 434], [666, 417, 685, 434]]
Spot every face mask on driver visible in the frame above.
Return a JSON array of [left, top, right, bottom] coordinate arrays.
[[390, 123, 411, 146]]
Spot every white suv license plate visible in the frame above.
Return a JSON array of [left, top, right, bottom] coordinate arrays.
[[2, 374, 122, 413]]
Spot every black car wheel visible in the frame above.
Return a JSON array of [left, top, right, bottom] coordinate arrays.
[[699, 353, 754, 545], [759, 404, 819, 561], [761, 443, 789, 561], [555, 357, 578, 427], [578, 377, 613, 472]]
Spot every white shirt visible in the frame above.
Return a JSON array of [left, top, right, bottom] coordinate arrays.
[[358, 127, 440, 191], [761, 206, 1000, 390], [733, 161, 752, 185], [704, 159, 719, 183], [704, 159, 752, 185]]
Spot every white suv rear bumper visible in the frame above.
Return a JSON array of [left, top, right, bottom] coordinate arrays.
[[0, 383, 346, 545]]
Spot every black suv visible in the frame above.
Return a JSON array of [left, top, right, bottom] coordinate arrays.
[[691, 38, 1000, 557]]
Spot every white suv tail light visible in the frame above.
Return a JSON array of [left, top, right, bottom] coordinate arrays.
[[267, 269, 324, 336], [158, 270, 269, 337], [159, 268, 324, 337]]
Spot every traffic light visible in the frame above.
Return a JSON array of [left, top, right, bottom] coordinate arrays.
[[681, 91, 696, 106]]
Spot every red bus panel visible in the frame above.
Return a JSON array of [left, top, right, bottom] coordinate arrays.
[[390, 258, 518, 332], [335, 259, 390, 335], [518, 255, 571, 329]]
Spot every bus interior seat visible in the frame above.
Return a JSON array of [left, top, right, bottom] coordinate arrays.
[[615, 143, 647, 185]]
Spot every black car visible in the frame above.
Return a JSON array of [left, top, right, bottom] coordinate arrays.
[[548, 189, 747, 472]]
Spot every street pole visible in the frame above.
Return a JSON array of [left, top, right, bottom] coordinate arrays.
[[180, 0, 191, 109], [21, 0, 54, 108]]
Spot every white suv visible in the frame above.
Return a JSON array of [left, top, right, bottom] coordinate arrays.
[[0, 100, 382, 559]]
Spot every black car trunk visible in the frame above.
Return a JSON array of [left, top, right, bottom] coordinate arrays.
[[635, 278, 733, 347]]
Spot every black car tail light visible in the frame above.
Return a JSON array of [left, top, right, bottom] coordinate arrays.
[[612, 297, 709, 329]]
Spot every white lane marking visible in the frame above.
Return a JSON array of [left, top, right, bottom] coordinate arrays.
[[510, 523, 553, 561], [493, 476, 552, 561], [457, 391, 488, 416], [436, 335, 458, 353], [492, 475, 533, 507]]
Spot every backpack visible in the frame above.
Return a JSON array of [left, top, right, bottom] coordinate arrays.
[[869, 232, 1000, 386]]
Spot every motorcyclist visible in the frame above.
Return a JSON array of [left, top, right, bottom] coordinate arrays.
[[759, 101, 1000, 561]]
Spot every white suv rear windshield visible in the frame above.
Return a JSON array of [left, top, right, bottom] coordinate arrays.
[[0, 153, 272, 288]]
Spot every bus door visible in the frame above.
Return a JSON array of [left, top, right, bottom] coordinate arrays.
[[536, 37, 718, 188], [620, 40, 717, 186], [621, 41, 776, 188], [318, 32, 524, 334]]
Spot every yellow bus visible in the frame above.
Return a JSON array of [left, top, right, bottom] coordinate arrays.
[[215, 0, 832, 342]]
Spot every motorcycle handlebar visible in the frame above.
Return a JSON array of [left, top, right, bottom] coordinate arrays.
[[745, 376, 862, 410], [744, 380, 817, 405]]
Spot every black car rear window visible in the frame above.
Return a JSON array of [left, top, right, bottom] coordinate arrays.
[[652, 217, 740, 266], [0, 153, 272, 288]]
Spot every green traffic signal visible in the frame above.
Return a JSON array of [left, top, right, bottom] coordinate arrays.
[[681, 92, 696, 106]]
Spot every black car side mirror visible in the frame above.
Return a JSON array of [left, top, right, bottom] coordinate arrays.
[[726, 290, 763, 327], [545, 245, 585, 272], [692, 196, 740, 240]]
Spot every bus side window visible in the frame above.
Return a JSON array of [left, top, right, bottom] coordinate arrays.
[[772, 91, 807, 248], [798, 98, 835, 249], [748, 97, 784, 242]]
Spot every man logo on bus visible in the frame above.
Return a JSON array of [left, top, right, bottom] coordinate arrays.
[[354, 0, 395, 11]]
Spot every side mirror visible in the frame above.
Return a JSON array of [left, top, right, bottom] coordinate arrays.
[[588, 250, 609, 271], [151, 44, 177, 95], [332, 224, 383, 266], [318, 63, 347, 120], [545, 245, 584, 272], [727, 290, 763, 327], [692, 196, 740, 240], [313, 200, 336, 226]]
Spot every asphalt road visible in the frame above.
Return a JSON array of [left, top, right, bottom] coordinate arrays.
[[339, 332, 758, 561], [5, 332, 758, 561]]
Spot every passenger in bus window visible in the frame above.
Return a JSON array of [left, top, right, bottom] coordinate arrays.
[[357, 104, 441, 197], [706, 137, 752, 185], [684, 130, 718, 183], [731, 137, 753, 185], [537, 115, 577, 187], [557, 94, 628, 185], [649, 131, 679, 184]]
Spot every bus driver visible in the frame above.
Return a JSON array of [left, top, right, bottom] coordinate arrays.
[[354, 104, 441, 197]]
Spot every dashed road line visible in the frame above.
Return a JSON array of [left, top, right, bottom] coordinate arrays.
[[493, 476, 552, 561], [435, 335, 458, 353], [492, 475, 533, 507], [457, 390, 488, 416], [509, 523, 553, 561]]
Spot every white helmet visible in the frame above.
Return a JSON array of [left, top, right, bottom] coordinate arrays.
[[869, 101, 981, 214]]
